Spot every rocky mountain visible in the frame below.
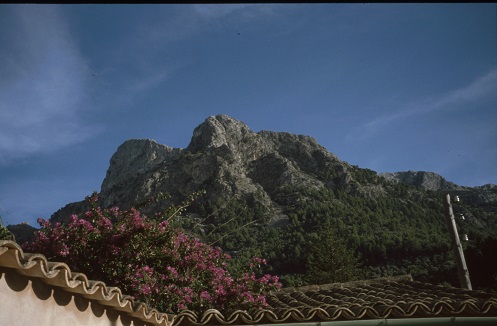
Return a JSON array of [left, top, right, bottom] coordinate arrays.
[[52, 115, 359, 224], [51, 115, 495, 223], [380, 171, 497, 212], [380, 171, 464, 192], [27, 115, 497, 288]]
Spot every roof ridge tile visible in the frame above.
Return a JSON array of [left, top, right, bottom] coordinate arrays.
[[0, 240, 173, 326]]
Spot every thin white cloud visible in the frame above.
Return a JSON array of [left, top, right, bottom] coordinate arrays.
[[0, 5, 100, 164], [192, 4, 255, 19], [434, 68, 497, 106], [364, 68, 497, 131], [130, 69, 171, 93]]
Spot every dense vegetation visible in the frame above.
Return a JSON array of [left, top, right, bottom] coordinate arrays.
[[177, 171, 497, 290], [7, 165, 497, 301], [22, 192, 281, 314]]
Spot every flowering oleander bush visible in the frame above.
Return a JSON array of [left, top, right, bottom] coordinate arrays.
[[23, 192, 281, 314]]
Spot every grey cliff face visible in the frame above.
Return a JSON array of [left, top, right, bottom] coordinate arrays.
[[379, 171, 464, 192], [101, 139, 183, 208], [52, 115, 354, 223], [379, 171, 497, 208], [50, 114, 495, 225], [101, 115, 351, 213], [187, 115, 257, 154]]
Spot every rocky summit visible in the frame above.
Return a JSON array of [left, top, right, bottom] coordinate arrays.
[[51, 114, 496, 224], [18, 115, 497, 288], [53, 115, 358, 223]]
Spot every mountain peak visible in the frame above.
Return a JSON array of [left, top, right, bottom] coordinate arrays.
[[380, 170, 464, 191], [101, 139, 183, 207], [51, 115, 352, 223], [187, 115, 255, 153]]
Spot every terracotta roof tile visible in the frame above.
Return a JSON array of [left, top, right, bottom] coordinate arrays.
[[4, 240, 497, 326], [0, 240, 173, 326], [173, 276, 497, 325]]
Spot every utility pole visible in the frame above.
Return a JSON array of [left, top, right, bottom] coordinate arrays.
[[443, 194, 472, 290]]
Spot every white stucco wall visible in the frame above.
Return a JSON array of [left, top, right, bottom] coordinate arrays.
[[0, 268, 149, 326]]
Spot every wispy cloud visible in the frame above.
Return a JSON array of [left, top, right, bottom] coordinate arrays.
[[0, 5, 101, 164], [364, 68, 497, 131], [192, 4, 254, 18], [191, 4, 279, 21]]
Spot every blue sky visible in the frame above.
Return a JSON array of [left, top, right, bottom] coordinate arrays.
[[1, 4, 496, 226]]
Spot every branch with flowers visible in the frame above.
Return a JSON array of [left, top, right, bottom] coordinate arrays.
[[23, 192, 281, 314]]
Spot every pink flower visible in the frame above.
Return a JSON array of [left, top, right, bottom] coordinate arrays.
[[141, 285, 152, 295], [59, 243, 70, 257], [200, 291, 211, 301], [22, 191, 282, 315]]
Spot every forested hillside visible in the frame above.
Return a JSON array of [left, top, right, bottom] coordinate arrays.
[[177, 167, 497, 289], [41, 115, 497, 290]]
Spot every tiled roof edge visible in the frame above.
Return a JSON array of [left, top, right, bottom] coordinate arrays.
[[172, 275, 497, 326], [0, 240, 174, 326]]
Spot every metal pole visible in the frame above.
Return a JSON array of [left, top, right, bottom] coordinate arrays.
[[443, 194, 472, 290]]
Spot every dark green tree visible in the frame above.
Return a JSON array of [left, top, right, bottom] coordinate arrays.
[[306, 224, 363, 284]]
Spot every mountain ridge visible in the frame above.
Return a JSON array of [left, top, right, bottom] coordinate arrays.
[[10, 114, 497, 289], [53, 115, 356, 223], [49, 114, 495, 223]]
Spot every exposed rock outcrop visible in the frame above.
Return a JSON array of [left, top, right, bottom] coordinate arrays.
[[52, 115, 356, 223], [380, 171, 497, 209], [50, 114, 496, 224], [379, 171, 464, 191]]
